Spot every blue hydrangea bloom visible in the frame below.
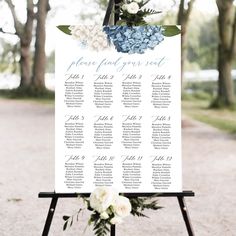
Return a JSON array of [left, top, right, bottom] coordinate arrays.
[[103, 26, 165, 54]]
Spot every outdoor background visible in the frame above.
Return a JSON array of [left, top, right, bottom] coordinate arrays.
[[0, 0, 236, 235]]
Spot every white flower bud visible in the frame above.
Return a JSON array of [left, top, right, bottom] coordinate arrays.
[[110, 216, 123, 225], [126, 2, 140, 14], [122, 4, 128, 11], [100, 211, 109, 220]]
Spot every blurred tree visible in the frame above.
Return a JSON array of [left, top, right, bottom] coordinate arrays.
[[214, 0, 236, 107], [0, 39, 18, 73], [187, 13, 218, 70], [158, 11, 177, 25], [177, 0, 195, 81], [4, 0, 34, 87], [79, 0, 108, 23], [185, 10, 202, 71], [3, 0, 50, 92], [95, 0, 108, 10], [198, 16, 218, 69], [32, 0, 50, 90], [46, 51, 55, 73]]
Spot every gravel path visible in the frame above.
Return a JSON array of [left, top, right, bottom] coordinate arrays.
[[0, 98, 235, 236]]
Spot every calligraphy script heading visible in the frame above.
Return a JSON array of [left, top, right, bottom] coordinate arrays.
[[66, 56, 167, 73]]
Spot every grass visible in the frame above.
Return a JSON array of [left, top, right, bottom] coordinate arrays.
[[0, 88, 55, 105], [182, 99, 236, 134]]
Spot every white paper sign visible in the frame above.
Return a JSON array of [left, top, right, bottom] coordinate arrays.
[[55, 25, 182, 193]]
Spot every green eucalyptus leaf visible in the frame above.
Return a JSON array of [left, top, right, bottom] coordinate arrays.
[[116, 20, 127, 26], [140, 0, 151, 7], [57, 25, 71, 35], [142, 8, 161, 16], [163, 26, 181, 37]]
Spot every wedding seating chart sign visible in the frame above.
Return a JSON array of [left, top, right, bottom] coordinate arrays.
[[55, 25, 182, 193]]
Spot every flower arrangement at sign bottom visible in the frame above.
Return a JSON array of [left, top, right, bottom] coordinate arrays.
[[63, 187, 161, 236]]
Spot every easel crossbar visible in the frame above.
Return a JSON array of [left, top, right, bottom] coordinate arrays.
[[38, 191, 194, 198]]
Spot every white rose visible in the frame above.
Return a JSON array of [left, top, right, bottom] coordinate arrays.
[[112, 196, 132, 218], [133, 0, 142, 3], [110, 216, 123, 225], [122, 4, 128, 11], [100, 211, 109, 220], [126, 2, 140, 14], [90, 187, 117, 213]]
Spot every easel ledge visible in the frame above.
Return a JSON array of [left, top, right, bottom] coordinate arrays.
[[39, 191, 194, 198], [38, 191, 195, 236]]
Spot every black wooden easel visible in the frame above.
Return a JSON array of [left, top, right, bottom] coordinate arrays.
[[39, 1, 195, 235]]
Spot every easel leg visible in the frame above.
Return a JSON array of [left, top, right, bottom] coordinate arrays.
[[177, 196, 194, 236], [111, 224, 116, 236], [42, 197, 58, 236], [114, 0, 122, 23]]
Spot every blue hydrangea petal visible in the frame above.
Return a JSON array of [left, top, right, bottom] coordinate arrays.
[[103, 25, 165, 54]]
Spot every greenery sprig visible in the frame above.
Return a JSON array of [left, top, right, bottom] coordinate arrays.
[[129, 195, 162, 217], [89, 212, 112, 236], [63, 208, 84, 231]]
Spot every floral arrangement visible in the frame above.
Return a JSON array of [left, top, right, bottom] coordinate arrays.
[[100, 0, 181, 54], [63, 187, 161, 236], [57, 0, 180, 54], [118, 0, 161, 26], [58, 24, 180, 54]]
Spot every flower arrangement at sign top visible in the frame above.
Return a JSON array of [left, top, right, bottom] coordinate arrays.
[[118, 0, 162, 26], [57, 1, 180, 53], [63, 187, 161, 236], [101, 0, 181, 54]]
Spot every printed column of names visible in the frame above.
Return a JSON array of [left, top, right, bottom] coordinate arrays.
[[63, 73, 86, 189]]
